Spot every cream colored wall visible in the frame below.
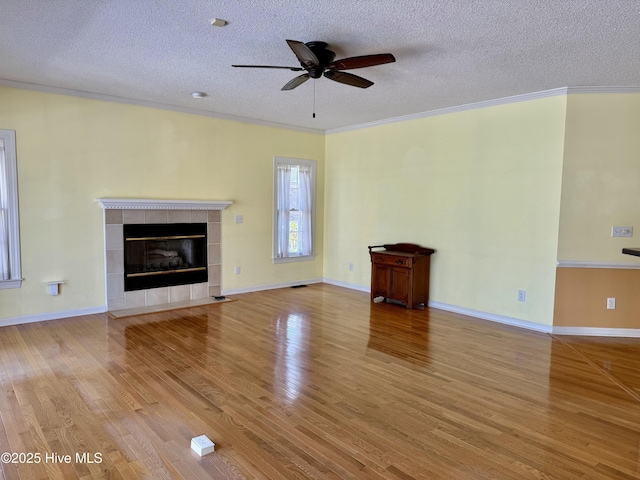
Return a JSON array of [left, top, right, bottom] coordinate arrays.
[[324, 96, 567, 326], [557, 94, 640, 262], [7, 85, 635, 328], [0, 86, 324, 320]]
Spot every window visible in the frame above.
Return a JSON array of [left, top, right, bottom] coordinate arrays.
[[273, 157, 316, 263], [0, 129, 21, 289]]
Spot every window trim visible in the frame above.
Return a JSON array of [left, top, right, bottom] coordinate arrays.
[[272, 156, 316, 264], [0, 129, 22, 289]]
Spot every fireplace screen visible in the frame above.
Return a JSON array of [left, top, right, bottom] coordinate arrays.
[[123, 223, 207, 291]]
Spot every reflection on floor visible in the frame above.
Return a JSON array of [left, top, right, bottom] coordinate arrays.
[[1, 283, 639, 479]]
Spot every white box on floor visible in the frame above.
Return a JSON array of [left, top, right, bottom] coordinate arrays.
[[191, 435, 215, 456]]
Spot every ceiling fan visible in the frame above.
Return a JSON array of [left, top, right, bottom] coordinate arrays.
[[232, 40, 395, 91]]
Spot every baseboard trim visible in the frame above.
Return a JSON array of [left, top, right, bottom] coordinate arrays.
[[6, 287, 637, 337], [322, 278, 370, 293], [427, 301, 553, 333], [272, 281, 640, 337], [221, 278, 323, 295], [321, 278, 553, 333], [552, 326, 640, 337], [0, 306, 107, 328]]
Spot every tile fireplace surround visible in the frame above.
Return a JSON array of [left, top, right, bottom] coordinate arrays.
[[97, 199, 232, 311]]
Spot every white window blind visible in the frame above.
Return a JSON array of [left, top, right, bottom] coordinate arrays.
[[273, 157, 315, 263], [0, 129, 21, 288]]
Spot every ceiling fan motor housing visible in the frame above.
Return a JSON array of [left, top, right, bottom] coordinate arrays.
[[305, 41, 336, 78]]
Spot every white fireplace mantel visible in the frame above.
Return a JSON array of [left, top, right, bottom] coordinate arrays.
[[97, 198, 233, 210]]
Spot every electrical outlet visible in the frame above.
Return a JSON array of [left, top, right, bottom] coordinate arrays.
[[348, 262, 354, 271], [517, 290, 526, 302], [235, 215, 243, 224], [611, 226, 633, 237], [607, 297, 616, 309], [235, 265, 241, 275]]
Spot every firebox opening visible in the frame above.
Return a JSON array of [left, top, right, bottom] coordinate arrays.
[[123, 223, 208, 291]]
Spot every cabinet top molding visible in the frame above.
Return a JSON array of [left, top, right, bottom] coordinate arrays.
[[368, 243, 435, 256], [97, 198, 233, 210]]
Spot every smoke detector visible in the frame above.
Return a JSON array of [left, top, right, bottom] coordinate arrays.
[[210, 18, 227, 27]]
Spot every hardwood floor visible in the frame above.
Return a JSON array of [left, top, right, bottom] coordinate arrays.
[[1, 283, 640, 479]]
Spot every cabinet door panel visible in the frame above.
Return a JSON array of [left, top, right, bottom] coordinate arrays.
[[372, 264, 391, 297], [390, 267, 409, 304]]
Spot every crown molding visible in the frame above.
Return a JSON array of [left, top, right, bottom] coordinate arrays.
[[326, 85, 640, 134], [566, 86, 640, 95], [0, 79, 324, 135], [96, 198, 232, 210], [4, 79, 640, 135], [326, 88, 570, 134]]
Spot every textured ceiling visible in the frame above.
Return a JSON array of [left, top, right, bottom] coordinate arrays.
[[1, 0, 639, 132]]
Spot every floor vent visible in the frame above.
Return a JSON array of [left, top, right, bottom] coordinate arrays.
[[291, 285, 308, 289]]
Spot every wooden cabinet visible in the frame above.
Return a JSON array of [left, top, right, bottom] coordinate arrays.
[[368, 243, 435, 310]]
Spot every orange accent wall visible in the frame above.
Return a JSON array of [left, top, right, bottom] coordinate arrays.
[[554, 268, 640, 328]]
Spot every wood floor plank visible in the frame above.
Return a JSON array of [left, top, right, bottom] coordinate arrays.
[[1, 283, 640, 478]]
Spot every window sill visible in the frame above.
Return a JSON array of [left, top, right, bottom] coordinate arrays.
[[0, 278, 22, 289], [273, 254, 315, 264]]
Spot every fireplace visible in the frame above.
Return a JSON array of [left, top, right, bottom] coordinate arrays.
[[123, 223, 208, 291], [98, 198, 232, 311]]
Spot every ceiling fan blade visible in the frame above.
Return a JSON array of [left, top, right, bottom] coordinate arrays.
[[232, 65, 305, 71], [327, 53, 396, 71], [281, 74, 310, 91], [323, 71, 373, 89], [286, 39, 319, 68]]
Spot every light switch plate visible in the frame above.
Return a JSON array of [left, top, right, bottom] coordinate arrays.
[[612, 226, 633, 237]]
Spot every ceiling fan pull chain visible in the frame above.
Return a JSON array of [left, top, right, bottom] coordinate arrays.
[[313, 80, 316, 119]]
